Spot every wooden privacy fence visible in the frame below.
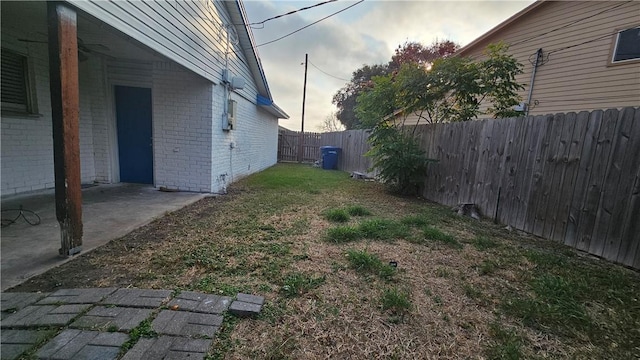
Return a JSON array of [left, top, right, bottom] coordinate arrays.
[[277, 129, 374, 174], [278, 130, 322, 163], [321, 130, 373, 174], [280, 107, 639, 268], [418, 107, 639, 269]]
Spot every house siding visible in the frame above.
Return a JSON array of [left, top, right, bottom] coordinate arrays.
[[458, 1, 640, 116]]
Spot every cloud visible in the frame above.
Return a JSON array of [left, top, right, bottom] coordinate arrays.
[[244, 0, 534, 131]]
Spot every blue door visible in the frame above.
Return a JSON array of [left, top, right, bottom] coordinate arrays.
[[115, 86, 153, 184]]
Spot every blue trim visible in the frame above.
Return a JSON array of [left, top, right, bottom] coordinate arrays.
[[256, 94, 273, 106]]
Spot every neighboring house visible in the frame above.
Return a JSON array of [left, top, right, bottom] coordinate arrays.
[[457, 0, 639, 116], [1, 0, 289, 197], [396, 0, 639, 126]]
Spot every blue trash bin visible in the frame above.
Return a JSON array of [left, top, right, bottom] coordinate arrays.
[[320, 146, 341, 170]]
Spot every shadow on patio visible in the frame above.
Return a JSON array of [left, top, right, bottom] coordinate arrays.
[[1, 184, 207, 291]]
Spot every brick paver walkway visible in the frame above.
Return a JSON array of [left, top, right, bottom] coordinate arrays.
[[1, 288, 263, 359]]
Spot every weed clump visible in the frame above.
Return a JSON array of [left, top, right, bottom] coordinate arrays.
[[324, 208, 350, 223], [472, 235, 499, 251], [346, 205, 372, 216], [346, 249, 396, 280], [423, 226, 462, 248], [359, 219, 410, 241], [326, 226, 362, 243], [280, 272, 326, 298], [380, 288, 412, 315]]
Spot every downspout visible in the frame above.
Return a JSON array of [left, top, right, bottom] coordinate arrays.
[[526, 48, 542, 116]]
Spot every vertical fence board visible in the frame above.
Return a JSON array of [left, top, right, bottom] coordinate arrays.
[[594, 108, 632, 259], [621, 163, 640, 268], [607, 108, 640, 264], [542, 113, 573, 239], [524, 114, 551, 234], [501, 117, 527, 225], [534, 113, 564, 237], [578, 109, 618, 255], [566, 110, 603, 248]]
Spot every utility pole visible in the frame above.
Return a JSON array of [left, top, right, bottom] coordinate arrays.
[[298, 53, 308, 162], [301, 53, 308, 133]]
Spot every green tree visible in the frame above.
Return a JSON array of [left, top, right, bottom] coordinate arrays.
[[333, 40, 459, 129], [356, 42, 523, 194]]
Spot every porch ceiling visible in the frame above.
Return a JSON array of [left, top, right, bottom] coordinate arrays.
[[2, 1, 165, 63]]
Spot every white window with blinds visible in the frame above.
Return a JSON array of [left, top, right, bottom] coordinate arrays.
[[1, 48, 37, 114]]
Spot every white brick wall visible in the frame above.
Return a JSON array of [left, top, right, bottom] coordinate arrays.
[[209, 89, 279, 193], [2, 30, 280, 197], [1, 32, 107, 196], [152, 62, 214, 192], [88, 57, 111, 183]]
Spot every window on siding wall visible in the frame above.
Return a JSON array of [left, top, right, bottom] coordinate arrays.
[[1, 48, 36, 114], [612, 27, 640, 63]]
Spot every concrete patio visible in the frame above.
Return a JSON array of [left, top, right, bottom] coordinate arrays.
[[1, 184, 208, 291]]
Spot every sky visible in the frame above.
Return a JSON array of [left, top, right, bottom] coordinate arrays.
[[243, 0, 535, 132]]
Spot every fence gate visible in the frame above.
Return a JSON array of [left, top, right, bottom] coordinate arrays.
[[278, 130, 322, 163]]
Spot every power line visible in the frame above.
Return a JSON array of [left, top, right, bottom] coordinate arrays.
[[246, 0, 338, 28], [547, 32, 615, 55], [509, 1, 632, 47], [309, 60, 350, 81], [253, 0, 365, 49]]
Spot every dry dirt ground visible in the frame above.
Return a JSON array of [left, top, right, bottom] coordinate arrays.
[[9, 164, 640, 359]]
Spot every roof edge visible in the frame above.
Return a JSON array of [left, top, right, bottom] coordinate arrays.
[[457, 0, 546, 56]]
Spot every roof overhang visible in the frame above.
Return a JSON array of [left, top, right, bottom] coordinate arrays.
[[225, 1, 288, 119], [257, 95, 289, 119]]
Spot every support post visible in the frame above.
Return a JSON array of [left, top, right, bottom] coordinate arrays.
[[48, 2, 83, 257]]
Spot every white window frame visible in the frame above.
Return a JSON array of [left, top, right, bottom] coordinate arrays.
[[611, 27, 640, 64]]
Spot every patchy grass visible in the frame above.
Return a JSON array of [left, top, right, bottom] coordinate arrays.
[[346, 205, 372, 216], [380, 288, 412, 316], [472, 235, 499, 251], [400, 214, 430, 227], [326, 226, 361, 243], [12, 163, 640, 359], [359, 218, 411, 241], [345, 249, 396, 280], [280, 272, 325, 298], [423, 226, 462, 248], [323, 208, 350, 223], [486, 323, 525, 360]]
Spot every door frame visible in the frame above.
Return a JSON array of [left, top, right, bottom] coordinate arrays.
[[104, 61, 153, 184], [113, 85, 154, 184]]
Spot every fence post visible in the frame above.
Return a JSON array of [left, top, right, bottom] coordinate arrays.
[[297, 132, 304, 162]]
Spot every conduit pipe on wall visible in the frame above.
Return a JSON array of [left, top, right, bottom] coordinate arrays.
[[526, 48, 543, 116]]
